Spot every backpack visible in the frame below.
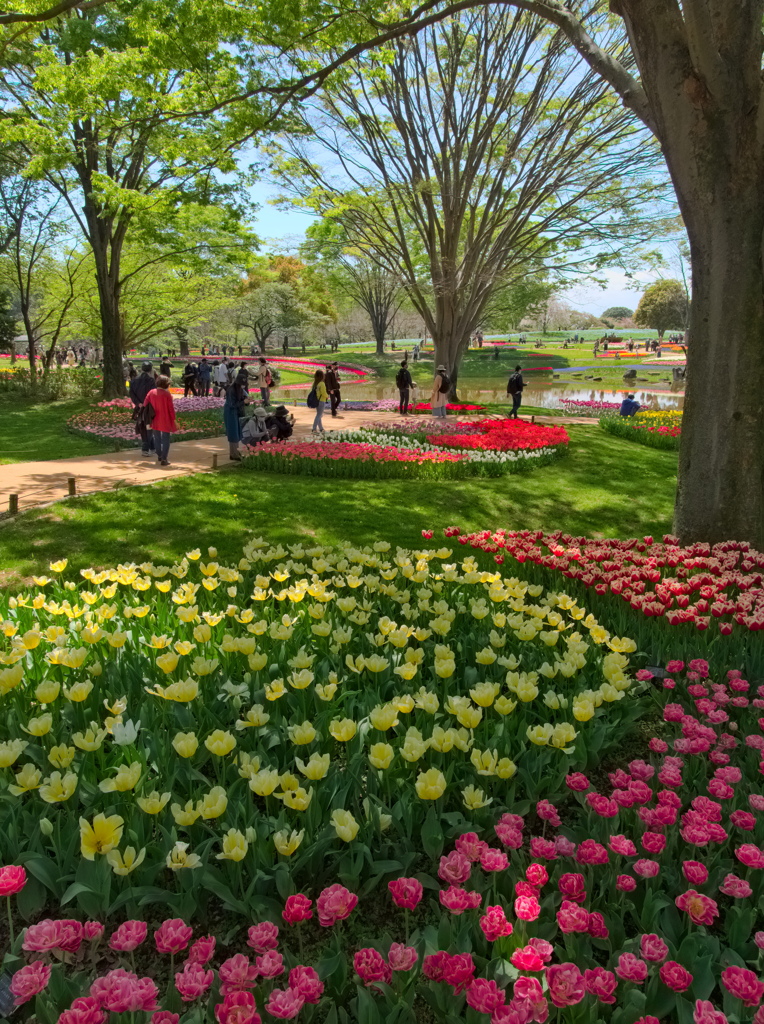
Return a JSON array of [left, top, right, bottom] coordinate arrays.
[[306, 388, 319, 409], [508, 372, 522, 395], [395, 368, 407, 388], [438, 372, 450, 394]]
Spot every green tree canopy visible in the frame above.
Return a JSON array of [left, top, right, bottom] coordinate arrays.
[[634, 280, 688, 338], [601, 306, 633, 320]]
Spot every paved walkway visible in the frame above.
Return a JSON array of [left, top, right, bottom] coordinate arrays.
[[0, 407, 592, 513]]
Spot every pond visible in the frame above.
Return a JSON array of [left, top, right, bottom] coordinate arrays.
[[334, 376, 685, 411]]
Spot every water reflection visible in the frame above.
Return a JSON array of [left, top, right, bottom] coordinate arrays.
[[335, 379, 685, 411]]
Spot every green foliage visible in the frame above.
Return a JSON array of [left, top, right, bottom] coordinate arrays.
[[0, 286, 17, 347], [601, 306, 633, 319], [633, 280, 688, 336]]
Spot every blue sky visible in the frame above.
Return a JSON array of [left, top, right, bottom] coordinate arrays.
[[249, 183, 660, 318]]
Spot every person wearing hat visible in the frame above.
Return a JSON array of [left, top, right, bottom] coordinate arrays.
[[129, 361, 157, 456], [326, 361, 342, 417], [431, 364, 449, 418], [619, 393, 641, 417]]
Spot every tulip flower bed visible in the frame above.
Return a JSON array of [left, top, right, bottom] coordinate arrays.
[[0, 540, 646, 926], [559, 400, 621, 415], [451, 528, 764, 664], [243, 422, 566, 479], [4, 642, 764, 1024], [67, 403, 225, 447], [600, 411, 682, 450]]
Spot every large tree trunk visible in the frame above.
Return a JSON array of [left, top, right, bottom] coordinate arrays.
[[674, 204, 764, 546]]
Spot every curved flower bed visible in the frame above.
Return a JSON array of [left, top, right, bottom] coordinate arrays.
[[451, 528, 764, 649], [296, 400, 486, 413], [426, 419, 569, 454], [600, 411, 682, 450], [244, 421, 567, 479], [67, 402, 224, 447]]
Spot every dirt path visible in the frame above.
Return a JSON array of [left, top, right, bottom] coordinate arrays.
[[0, 407, 593, 513]]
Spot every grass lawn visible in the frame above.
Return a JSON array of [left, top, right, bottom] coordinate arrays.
[[0, 425, 677, 582], [0, 397, 119, 464]]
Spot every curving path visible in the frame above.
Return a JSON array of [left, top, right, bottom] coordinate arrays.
[[0, 407, 592, 513]]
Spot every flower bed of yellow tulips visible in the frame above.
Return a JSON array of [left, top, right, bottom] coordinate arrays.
[[0, 539, 644, 921]]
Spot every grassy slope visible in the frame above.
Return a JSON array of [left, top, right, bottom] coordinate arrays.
[[0, 398, 119, 464], [0, 426, 677, 581]]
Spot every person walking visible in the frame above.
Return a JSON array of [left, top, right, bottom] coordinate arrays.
[[197, 358, 211, 396], [223, 369, 250, 461], [159, 355, 173, 378], [213, 358, 230, 397], [182, 360, 197, 397], [129, 361, 157, 457], [143, 375, 177, 466], [255, 356, 272, 404], [396, 360, 413, 414], [507, 365, 525, 418], [326, 361, 342, 416], [308, 369, 328, 433], [431, 365, 449, 418]]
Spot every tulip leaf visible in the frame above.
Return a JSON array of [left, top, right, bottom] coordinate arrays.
[[421, 807, 444, 859]]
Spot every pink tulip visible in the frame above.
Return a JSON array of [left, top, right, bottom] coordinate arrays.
[[11, 961, 51, 1005]]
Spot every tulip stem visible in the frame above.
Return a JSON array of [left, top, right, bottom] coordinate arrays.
[[6, 895, 14, 949]]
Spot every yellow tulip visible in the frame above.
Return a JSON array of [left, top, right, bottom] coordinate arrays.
[[40, 771, 78, 803], [172, 731, 199, 758], [191, 656, 218, 676], [9, 763, 43, 795], [61, 647, 88, 669], [205, 730, 237, 756], [265, 679, 287, 701], [456, 705, 483, 730], [156, 651, 179, 674], [48, 744, 75, 769], [527, 724, 555, 746], [148, 677, 198, 702], [315, 682, 337, 701], [248, 652, 268, 672], [496, 757, 517, 779], [280, 786, 312, 811], [236, 705, 270, 729], [249, 768, 281, 796], [199, 786, 228, 819], [433, 657, 455, 679], [393, 662, 418, 681], [216, 828, 248, 862], [475, 647, 497, 665], [369, 704, 399, 731], [462, 784, 492, 809], [73, 723, 107, 751], [287, 721, 317, 746], [331, 809, 359, 843], [470, 682, 500, 707], [551, 723, 578, 749], [106, 846, 146, 876], [64, 680, 93, 702], [273, 828, 304, 856], [106, 631, 128, 649], [471, 748, 499, 776], [0, 662, 24, 696], [414, 688, 439, 713], [573, 698, 595, 721], [20, 629, 41, 650], [0, 739, 27, 768], [329, 718, 357, 742], [288, 669, 314, 690], [494, 696, 517, 716], [368, 742, 394, 770], [137, 791, 171, 814], [99, 761, 141, 793], [23, 713, 53, 737], [394, 694, 415, 714], [166, 842, 202, 870], [415, 767, 447, 800], [296, 753, 330, 780], [80, 813, 124, 859], [401, 727, 429, 762], [171, 800, 201, 826], [50, 559, 68, 572], [35, 679, 61, 704], [193, 623, 212, 643]]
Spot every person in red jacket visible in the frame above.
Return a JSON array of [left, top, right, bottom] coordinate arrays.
[[143, 375, 177, 466]]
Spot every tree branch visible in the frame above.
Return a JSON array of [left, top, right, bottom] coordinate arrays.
[[0, 0, 108, 25]]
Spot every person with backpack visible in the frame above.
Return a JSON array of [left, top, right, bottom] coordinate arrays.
[[256, 357, 273, 404], [396, 360, 414, 414], [507, 365, 525, 418], [431, 364, 449, 418], [143, 375, 177, 467], [129, 361, 157, 457], [182, 360, 198, 397], [307, 369, 328, 433]]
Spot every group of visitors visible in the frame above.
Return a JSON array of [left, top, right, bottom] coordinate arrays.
[[128, 363, 177, 466]]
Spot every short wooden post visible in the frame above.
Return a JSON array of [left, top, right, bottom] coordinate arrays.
[[9, 494, 18, 514], [67, 477, 76, 496], [212, 453, 218, 470], [531, 415, 535, 424]]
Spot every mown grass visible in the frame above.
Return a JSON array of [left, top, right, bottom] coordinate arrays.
[[0, 425, 677, 583], [0, 398, 119, 464]]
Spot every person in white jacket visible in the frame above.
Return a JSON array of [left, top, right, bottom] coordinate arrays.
[[431, 365, 449, 418]]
